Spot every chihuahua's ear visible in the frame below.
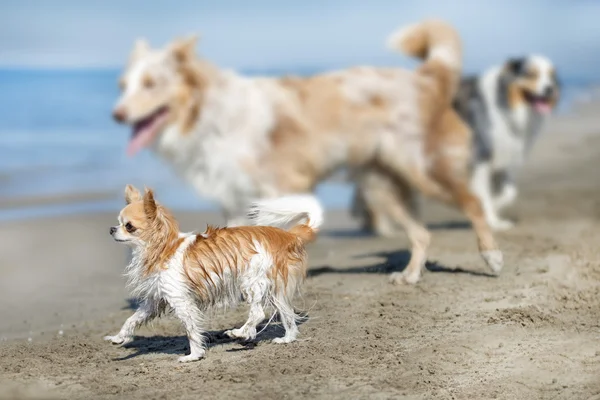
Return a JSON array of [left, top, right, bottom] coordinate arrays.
[[143, 187, 158, 221], [125, 185, 142, 204], [169, 34, 199, 64]]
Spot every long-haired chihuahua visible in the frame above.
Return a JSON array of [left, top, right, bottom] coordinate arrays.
[[104, 185, 323, 362]]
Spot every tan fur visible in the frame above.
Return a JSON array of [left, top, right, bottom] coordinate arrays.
[[392, 19, 462, 105], [119, 187, 183, 276], [184, 225, 308, 300], [166, 35, 216, 135], [264, 72, 390, 191], [507, 82, 526, 109]]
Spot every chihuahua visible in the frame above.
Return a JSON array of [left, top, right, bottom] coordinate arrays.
[[105, 185, 323, 362]]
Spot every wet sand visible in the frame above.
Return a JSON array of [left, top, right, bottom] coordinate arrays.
[[1, 107, 600, 399]]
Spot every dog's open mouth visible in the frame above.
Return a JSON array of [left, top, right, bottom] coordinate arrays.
[[523, 91, 554, 115], [127, 106, 170, 156]]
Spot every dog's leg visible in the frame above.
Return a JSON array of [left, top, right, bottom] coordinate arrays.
[[494, 183, 517, 211], [350, 187, 372, 232], [104, 300, 159, 345], [374, 110, 502, 275], [492, 170, 518, 212], [271, 292, 298, 344], [428, 110, 504, 274], [352, 186, 399, 237], [387, 203, 431, 285], [225, 301, 265, 341], [353, 166, 420, 238], [471, 163, 514, 231], [225, 251, 270, 340], [355, 164, 431, 283], [442, 174, 504, 274], [169, 295, 206, 363]]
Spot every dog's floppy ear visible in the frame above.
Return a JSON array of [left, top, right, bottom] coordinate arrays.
[[170, 35, 199, 64], [125, 185, 142, 204], [505, 57, 525, 75], [143, 187, 158, 221]]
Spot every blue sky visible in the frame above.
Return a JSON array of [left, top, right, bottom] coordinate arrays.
[[1, 0, 599, 81]]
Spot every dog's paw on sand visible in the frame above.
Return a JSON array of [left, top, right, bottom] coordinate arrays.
[[272, 336, 296, 344], [178, 351, 205, 363], [481, 250, 503, 274], [103, 335, 132, 345], [224, 328, 255, 341], [389, 271, 420, 285]]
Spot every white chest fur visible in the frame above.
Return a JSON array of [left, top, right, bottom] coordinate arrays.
[[126, 234, 197, 303], [479, 68, 526, 171]]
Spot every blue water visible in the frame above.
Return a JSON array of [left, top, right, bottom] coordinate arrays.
[[0, 68, 592, 220]]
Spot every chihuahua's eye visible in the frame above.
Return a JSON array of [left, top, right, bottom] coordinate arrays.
[[143, 75, 155, 89], [125, 222, 136, 233]]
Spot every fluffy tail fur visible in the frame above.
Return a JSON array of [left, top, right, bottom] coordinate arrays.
[[387, 19, 462, 104], [248, 195, 324, 243]]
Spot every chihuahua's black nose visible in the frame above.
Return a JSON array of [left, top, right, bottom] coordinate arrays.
[[110, 227, 117, 235], [543, 86, 554, 98]]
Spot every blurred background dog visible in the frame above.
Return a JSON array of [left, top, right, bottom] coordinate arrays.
[[111, 20, 505, 283], [352, 55, 561, 236], [111, 21, 463, 228]]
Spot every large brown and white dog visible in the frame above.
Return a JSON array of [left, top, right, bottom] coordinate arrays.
[[352, 55, 560, 234], [105, 186, 323, 362], [113, 20, 503, 284]]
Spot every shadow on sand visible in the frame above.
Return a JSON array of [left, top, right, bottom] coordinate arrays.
[[111, 316, 308, 361], [308, 249, 496, 279], [321, 220, 473, 239]]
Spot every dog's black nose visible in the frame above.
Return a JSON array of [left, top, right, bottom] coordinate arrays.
[[110, 227, 117, 235], [112, 107, 128, 123], [543, 86, 554, 97]]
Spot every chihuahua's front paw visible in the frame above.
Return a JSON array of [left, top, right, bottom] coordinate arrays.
[[178, 350, 205, 363], [103, 335, 132, 345]]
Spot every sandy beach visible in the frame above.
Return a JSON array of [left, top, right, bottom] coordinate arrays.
[[1, 104, 600, 399]]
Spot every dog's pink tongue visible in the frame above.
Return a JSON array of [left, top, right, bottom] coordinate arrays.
[[534, 101, 552, 114], [126, 124, 154, 157]]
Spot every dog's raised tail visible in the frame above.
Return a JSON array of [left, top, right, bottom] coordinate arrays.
[[387, 19, 462, 103], [248, 195, 324, 243]]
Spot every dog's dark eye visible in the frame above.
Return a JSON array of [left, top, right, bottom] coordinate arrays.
[[125, 222, 136, 233], [143, 76, 155, 89]]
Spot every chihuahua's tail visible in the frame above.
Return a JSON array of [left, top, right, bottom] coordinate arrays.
[[386, 19, 462, 104], [248, 195, 324, 243]]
